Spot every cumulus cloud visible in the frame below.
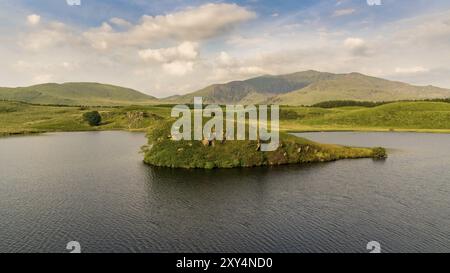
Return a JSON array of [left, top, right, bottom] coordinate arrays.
[[333, 9, 356, 17], [208, 51, 269, 82], [344, 37, 371, 56], [109, 17, 132, 28], [27, 14, 40, 25], [3, 3, 450, 97], [32, 74, 53, 84], [83, 3, 256, 49], [20, 22, 77, 51], [163, 61, 194, 76], [395, 66, 429, 74], [218, 51, 234, 66], [139, 42, 199, 63]]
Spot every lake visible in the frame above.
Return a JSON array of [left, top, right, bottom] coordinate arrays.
[[0, 131, 449, 253]]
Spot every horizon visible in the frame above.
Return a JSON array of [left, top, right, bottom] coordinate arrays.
[[1, 1, 450, 97], [2, 69, 449, 99]]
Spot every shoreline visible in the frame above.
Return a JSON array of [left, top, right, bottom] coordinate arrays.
[[283, 127, 450, 134], [3, 127, 450, 138], [0, 128, 148, 138]]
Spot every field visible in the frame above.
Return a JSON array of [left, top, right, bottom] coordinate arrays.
[[0, 101, 171, 136], [2, 100, 450, 137], [280, 102, 450, 133]]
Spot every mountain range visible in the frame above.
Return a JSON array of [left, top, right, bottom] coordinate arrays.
[[169, 70, 450, 105], [1, 71, 450, 106], [0, 82, 157, 106]]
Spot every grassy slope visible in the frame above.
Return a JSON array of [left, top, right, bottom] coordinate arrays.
[[272, 73, 450, 105], [0, 101, 170, 136], [0, 83, 157, 106], [165, 71, 450, 105], [164, 71, 338, 104], [280, 102, 450, 132], [2, 100, 450, 136], [143, 120, 384, 169]]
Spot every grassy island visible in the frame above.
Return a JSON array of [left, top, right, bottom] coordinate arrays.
[[142, 121, 386, 169]]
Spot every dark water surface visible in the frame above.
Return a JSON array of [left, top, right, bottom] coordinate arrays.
[[0, 131, 449, 253]]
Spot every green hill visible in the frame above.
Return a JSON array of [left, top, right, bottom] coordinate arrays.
[[165, 70, 336, 104], [300, 101, 450, 130], [167, 71, 450, 105], [272, 73, 450, 105], [279, 101, 450, 132], [0, 82, 157, 106]]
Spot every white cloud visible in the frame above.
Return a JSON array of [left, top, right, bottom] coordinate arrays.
[[344, 37, 370, 56], [3, 3, 450, 97], [83, 3, 256, 49], [139, 42, 199, 63], [395, 66, 429, 74], [218, 51, 234, 66], [333, 9, 356, 17], [20, 22, 76, 51], [27, 14, 40, 25], [32, 74, 53, 84], [163, 61, 194, 76], [344, 37, 365, 49], [208, 51, 270, 82], [109, 17, 132, 28]]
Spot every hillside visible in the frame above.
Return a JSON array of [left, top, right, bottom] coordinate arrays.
[[279, 101, 450, 132], [300, 101, 450, 130], [0, 82, 157, 106], [167, 71, 450, 105], [165, 70, 336, 104], [272, 73, 450, 105]]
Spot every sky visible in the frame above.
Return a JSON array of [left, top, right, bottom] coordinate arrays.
[[1, 0, 450, 97]]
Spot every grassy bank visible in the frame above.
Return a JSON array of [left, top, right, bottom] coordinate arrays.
[[2, 100, 450, 136]]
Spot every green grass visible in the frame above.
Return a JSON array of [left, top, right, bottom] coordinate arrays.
[[0, 100, 389, 168], [0, 82, 157, 106], [280, 101, 450, 132], [0, 101, 170, 136], [142, 120, 385, 169], [2, 100, 450, 137]]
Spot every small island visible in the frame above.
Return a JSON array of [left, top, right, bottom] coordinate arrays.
[[142, 121, 387, 169]]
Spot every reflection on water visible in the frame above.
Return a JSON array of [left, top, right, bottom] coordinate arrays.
[[0, 131, 449, 253]]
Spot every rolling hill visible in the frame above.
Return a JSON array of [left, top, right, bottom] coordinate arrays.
[[167, 71, 450, 105], [0, 82, 157, 106], [165, 70, 336, 104], [279, 101, 450, 132], [2, 71, 450, 106], [271, 72, 450, 105]]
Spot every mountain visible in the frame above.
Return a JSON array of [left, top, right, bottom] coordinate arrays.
[[167, 71, 450, 105], [271, 72, 450, 105], [3, 71, 450, 106], [0, 82, 157, 106], [165, 70, 336, 104]]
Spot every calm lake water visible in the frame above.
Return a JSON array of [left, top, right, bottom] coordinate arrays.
[[0, 131, 449, 253]]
